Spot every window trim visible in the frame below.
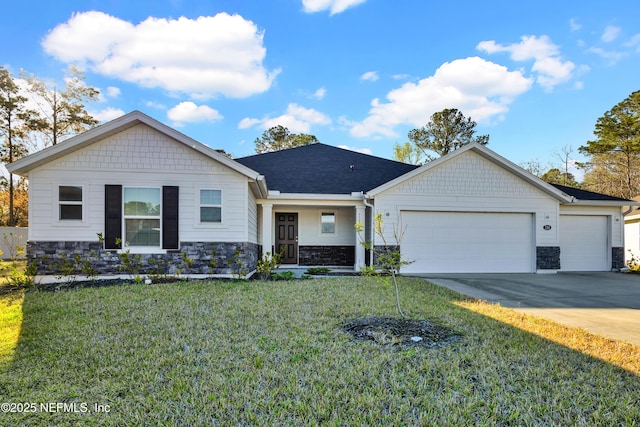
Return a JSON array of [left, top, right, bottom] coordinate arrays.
[[122, 186, 162, 248], [57, 184, 85, 223], [198, 188, 223, 225], [321, 211, 336, 234]]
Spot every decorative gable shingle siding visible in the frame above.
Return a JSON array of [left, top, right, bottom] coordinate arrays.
[[25, 123, 259, 275], [374, 151, 561, 271]]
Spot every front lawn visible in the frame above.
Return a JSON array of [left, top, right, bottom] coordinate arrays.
[[1, 277, 639, 426], [0, 260, 26, 287]]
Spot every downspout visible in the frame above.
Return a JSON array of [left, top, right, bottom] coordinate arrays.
[[362, 194, 375, 266]]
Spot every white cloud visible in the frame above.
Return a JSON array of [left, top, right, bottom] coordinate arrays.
[[338, 145, 372, 155], [105, 86, 121, 98], [392, 73, 411, 80], [602, 25, 621, 43], [588, 47, 628, 64], [624, 33, 640, 52], [569, 18, 582, 32], [349, 56, 532, 138], [238, 117, 262, 129], [42, 11, 280, 99], [313, 87, 327, 99], [239, 103, 331, 133], [91, 107, 125, 122], [302, 0, 367, 15], [145, 100, 166, 110], [360, 71, 379, 82], [477, 35, 576, 90], [167, 102, 222, 126], [477, 35, 559, 61]]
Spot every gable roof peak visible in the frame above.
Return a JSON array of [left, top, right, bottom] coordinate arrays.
[[6, 110, 262, 183]]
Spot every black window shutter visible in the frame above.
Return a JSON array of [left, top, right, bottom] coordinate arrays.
[[162, 186, 179, 250], [104, 185, 122, 249]]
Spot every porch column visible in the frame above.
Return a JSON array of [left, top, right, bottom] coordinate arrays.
[[261, 203, 273, 256], [355, 205, 366, 271]]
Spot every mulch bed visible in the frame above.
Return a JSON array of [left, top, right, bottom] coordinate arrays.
[[343, 317, 462, 348]]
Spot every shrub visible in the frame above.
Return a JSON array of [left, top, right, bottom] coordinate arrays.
[[627, 250, 640, 272], [305, 267, 331, 275], [256, 250, 284, 280]]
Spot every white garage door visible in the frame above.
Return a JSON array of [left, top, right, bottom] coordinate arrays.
[[401, 211, 534, 273], [560, 215, 608, 271]]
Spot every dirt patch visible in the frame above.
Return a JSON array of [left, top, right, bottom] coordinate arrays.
[[343, 317, 462, 348]]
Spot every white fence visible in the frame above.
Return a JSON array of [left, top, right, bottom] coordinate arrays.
[[0, 227, 27, 260]]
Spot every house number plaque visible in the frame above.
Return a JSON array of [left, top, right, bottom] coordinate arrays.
[[543, 225, 552, 230]]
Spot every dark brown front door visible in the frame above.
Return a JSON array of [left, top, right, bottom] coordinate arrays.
[[276, 213, 298, 264]]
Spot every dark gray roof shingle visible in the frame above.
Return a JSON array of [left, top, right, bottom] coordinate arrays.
[[551, 183, 631, 202], [236, 143, 418, 194]]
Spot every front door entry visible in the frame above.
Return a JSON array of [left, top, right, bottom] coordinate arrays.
[[276, 213, 298, 264]]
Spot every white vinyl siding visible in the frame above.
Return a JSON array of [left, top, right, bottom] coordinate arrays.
[[27, 123, 253, 243]]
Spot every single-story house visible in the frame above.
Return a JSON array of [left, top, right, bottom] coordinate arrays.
[[6, 110, 634, 277]]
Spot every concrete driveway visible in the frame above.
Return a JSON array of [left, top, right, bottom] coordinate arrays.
[[420, 272, 640, 345]]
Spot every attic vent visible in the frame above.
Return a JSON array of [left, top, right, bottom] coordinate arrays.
[[349, 165, 355, 171]]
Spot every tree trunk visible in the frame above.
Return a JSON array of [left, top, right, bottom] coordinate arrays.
[[8, 117, 14, 226]]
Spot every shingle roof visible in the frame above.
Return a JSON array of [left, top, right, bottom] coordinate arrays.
[[551, 183, 631, 202], [235, 143, 418, 194]]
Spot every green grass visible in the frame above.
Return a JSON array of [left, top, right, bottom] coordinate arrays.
[[1, 277, 639, 426], [0, 260, 26, 286]]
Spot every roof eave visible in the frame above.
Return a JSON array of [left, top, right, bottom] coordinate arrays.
[[264, 191, 364, 202], [566, 200, 640, 207]]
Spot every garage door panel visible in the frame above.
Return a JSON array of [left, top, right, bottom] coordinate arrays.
[[560, 215, 608, 271], [401, 211, 534, 273]]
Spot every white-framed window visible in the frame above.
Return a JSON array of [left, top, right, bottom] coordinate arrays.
[[59, 185, 83, 221], [200, 189, 222, 223], [321, 212, 335, 234], [123, 187, 161, 247]]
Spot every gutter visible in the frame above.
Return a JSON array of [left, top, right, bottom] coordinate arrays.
[[362, 193, 375, 266]]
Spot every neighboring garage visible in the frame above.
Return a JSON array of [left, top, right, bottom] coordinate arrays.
[[401, 211, 534, 273], [559, 215, 609, 271]]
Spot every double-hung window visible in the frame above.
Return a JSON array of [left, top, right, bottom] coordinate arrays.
[[200, 189, 222, 223], [123, 187, 161, 246], [59, 185, 83, 220]]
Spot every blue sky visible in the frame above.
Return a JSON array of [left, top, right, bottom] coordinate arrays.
[[2, 0, 639, 175]]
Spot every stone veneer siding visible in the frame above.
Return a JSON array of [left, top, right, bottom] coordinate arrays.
[[374, 245, 400, 266], [536, 246, 561, 270], [612, 247, 624, 270], [27, 241, 258, 276], [298, 246, 355, 266]]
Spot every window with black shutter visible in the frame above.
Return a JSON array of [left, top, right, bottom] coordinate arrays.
[[104, 185, 179, 250]]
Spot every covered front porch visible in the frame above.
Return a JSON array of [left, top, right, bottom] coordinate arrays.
[[258, 193, 369, 271]]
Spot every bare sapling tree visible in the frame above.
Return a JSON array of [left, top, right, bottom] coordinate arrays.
[[355, 213, 412, 319]]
